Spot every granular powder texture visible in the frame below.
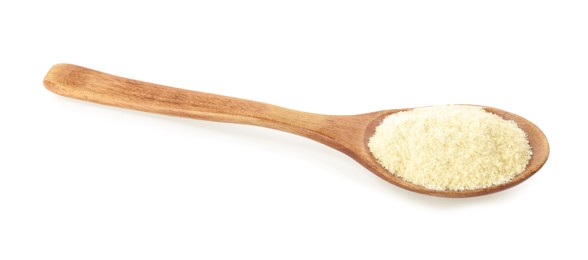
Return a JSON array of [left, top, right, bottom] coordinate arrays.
[[368, 105, 532, 191]]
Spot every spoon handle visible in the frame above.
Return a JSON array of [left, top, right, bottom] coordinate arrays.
[[43, 64, 363, 152]]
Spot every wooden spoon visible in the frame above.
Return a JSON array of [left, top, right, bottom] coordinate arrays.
[[43, 64, 549, 197]]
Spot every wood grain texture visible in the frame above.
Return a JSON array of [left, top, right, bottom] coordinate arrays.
[[44, 64, 549, 197]]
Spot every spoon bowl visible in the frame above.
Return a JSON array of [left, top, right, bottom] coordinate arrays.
[[358, 107, 548, 197], [44, 64, 549, 197]]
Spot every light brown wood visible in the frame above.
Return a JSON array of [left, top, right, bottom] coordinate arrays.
[[44, 64, 550, 197]]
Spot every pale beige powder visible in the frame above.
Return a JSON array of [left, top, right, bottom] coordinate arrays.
[[368, 105, 532, 191]]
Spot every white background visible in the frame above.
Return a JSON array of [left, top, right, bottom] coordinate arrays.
[[1, 1, 586, 259]]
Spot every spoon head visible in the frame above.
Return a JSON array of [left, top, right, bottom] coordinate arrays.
[[355, 106, 549, 198]]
